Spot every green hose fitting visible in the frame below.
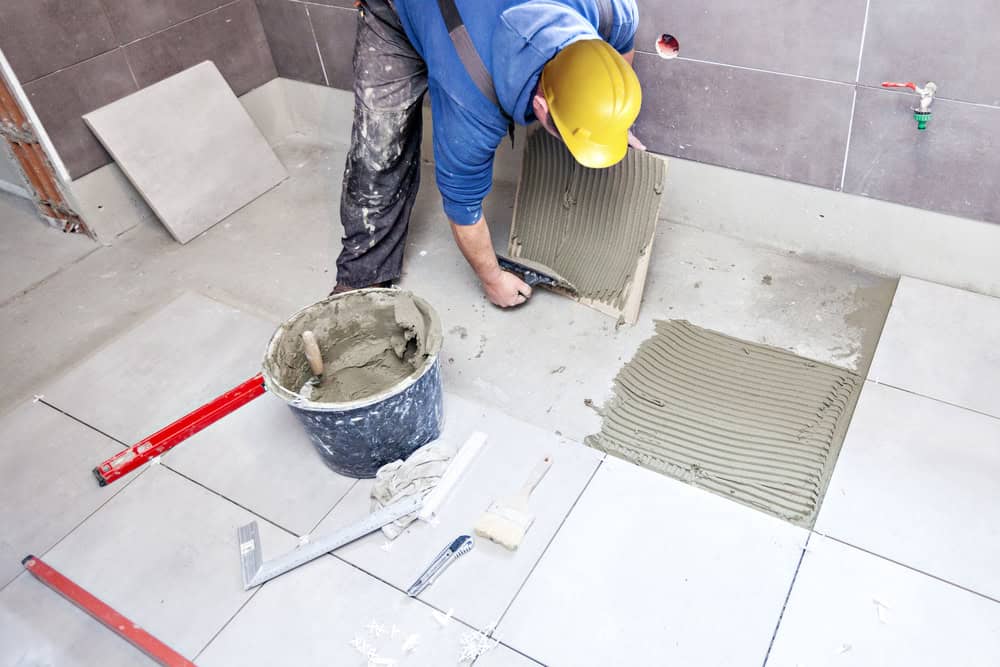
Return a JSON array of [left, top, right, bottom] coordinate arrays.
[[914, 111, 932, 131]]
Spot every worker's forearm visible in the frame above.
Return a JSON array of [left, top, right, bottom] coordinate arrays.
[[450, 216, 501, 283]]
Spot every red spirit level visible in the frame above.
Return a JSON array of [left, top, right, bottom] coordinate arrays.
[[22, 555, 195, 667], [92, 374, 266, 486]]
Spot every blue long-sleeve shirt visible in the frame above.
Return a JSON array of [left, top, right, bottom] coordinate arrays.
[[393, 0, 638, 225]]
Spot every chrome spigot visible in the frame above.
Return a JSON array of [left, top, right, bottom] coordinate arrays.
[[882, 81, 938, 130]]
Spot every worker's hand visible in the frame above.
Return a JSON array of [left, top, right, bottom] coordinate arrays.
[[482, 270, 532, 308], [628, 130, 646, 151]]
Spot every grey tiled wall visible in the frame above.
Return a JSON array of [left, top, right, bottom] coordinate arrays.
[[0, 0, 277, 178], [254, 0, 356, 90]]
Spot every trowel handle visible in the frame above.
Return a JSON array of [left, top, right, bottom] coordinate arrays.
[[520, 456, 553, 497], [301, 331, 324, 376]]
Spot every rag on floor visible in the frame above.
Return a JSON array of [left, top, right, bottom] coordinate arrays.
[[371, 441, 454, 539]]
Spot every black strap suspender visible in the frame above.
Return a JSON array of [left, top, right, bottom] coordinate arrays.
[[437, 0, 615, 117]]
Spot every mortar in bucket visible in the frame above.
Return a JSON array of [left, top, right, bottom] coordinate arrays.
[[262, 289, 444, 478]]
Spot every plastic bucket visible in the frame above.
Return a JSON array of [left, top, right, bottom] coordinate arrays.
[[261, 289, 444, 478]]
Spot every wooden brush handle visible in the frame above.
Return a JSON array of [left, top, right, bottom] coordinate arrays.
[[520, 456, 552, 496], [301, 331, 324, 376]]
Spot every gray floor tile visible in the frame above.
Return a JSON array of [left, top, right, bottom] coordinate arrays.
[[0, 570, 157, 667], [198, 554, 475, 666], [844, 88, 1000, 224], [496, 457, 806, 666], [0, 193, 97, 304], [42, 291, 277, 446], [313, 392, 603, 630], [635, 0, 868, 82], [0, 401, 123, 589], [859, 1, 1000, 107], [39, 466, 297, 659], [868, 276, 1000, 418], [164, 392, 357, 535], [475, 644, 543, 666], [633, 55, 854, 190], [84, 61, 286, 244], [766, 535, 1000, 666], [815, 382, 1000, 599]]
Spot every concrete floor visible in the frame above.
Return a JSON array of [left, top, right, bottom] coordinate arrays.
[[0, 136, 894, 431]]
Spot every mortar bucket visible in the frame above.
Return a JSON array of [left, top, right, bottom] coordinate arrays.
[[262, 289, 444, 478]]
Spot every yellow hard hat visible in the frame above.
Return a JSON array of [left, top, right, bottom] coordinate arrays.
[[540, 38, 642, 169]]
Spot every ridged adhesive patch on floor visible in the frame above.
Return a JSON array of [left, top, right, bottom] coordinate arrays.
[[585, 320, 863, 527], [509, 131, 666, 312]]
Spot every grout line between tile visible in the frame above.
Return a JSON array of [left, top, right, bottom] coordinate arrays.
[[303, 4, 332, 87], [307, 480, 361, 534], [814, 532, 1000, 605], [38, 399, 128, 447], [854, 0, 872, 83], [864, 378, 1000, 423], [838, 87, 858, 191], [117, 0, 245, 49], [193, 585, 265, 661], [475, 641, 547, 666], [761, 532, 811, 666], [486, 457, 606, 637]]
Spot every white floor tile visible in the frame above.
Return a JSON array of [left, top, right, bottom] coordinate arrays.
[[0, 401, 123, 588], [41, 292, 276, 446], [0, 570, 157, 667], [766, 535, 1000, 666], [164, 391, 357, 535], [475, 644, 543, 666], [868, 276, 1000, 418], [197, 555, 473, 666], [313, 393, 603, 630], [496, 457, 807, 666], [816, 381, 1000, 599], [38, 466, 297, 659]]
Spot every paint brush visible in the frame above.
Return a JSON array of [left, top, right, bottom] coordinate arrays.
[[473, 456, 552, 550], [300, 330, 324, 398]]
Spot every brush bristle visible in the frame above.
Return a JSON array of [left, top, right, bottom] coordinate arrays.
[[473, 505, 534, 550]]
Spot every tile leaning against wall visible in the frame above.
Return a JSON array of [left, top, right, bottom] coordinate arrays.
[[843, 88, 1000, 224]]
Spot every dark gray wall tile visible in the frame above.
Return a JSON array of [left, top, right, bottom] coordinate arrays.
[[124, 0, 277, 96], [844, 87, 1000, 223], [306, 0, 356, 7], [101, 0, 231, 44], [634, 54, 854, 190], [255, 0, 326, 85], [24, 50, 138, 178], [309, 5, 357, 90], [860, 0, 1000, 107], [635, 0, 868, 83], [0, 0, 116, 83]]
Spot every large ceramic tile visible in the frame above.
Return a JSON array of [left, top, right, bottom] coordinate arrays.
[[0, 193, 96, 303], [635, 0, 867, 82], [860, 1, 1000, 107], [496, 456, 807, 667], [255, 0, 326, 85], [42, 291, 276, 445], [165, 392, 357, 535], [24, 49, 138, 179], [198, 554, 475, 665], [867, 276, 1000, 417], [633, 55, 854, 190], [475, 644, 543, 666], [0, 0, 116, 83], [0, 570, 156, 666], [84, 61, 286, 244], [767, 535, 1000, 666], [0, 401, 124, 589], [844, 88, 1000, 224], [124, 0, 277, 96], [309, 4, 358, 91], [314, 393, 603, 629], [39, 465, 297, 659], [815, 382, 1000, 599], [102, 0, 231, 44]]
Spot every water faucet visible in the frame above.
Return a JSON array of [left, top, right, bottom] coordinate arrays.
[[882, 81, 938, 130]]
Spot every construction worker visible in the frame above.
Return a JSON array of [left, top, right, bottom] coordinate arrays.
[[332, 0, 643, 307]]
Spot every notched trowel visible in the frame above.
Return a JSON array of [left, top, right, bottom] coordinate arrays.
[[497, 254, 578, 295]]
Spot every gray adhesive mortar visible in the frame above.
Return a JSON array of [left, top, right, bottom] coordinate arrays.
[[509, 130, 666, 311], [586, 320, 864, 527]]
